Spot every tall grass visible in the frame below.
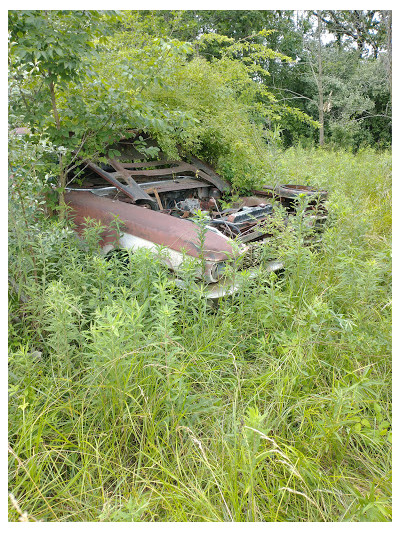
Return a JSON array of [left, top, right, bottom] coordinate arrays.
[[8, 147, 391, 521]]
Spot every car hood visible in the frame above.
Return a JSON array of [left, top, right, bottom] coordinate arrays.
[[66, 191, 241, 262]]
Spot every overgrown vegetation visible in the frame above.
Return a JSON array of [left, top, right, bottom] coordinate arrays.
[[9, 143, 391, 521], [8, 9, 391, 523]]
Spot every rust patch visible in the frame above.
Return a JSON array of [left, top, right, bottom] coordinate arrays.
[[66, 191, 238, 262]]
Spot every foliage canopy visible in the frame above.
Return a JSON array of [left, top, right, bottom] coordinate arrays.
[[9, 9, 322, 195]]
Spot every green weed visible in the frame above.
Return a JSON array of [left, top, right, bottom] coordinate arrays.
[[8, 147, 391, 521]]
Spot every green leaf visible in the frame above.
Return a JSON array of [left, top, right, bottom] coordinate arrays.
[[373, 402, 381, 413]]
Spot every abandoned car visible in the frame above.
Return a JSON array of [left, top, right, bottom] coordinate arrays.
[[65, 135, 328, 297]]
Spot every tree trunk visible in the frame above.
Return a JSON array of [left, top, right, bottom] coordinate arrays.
[[49, 80, 61, 129], [382, 10, 392, 102], [49, 79, 66, 218], [317, 11, 324, 146]]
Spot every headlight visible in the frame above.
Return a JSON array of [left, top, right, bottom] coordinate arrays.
[[206, 261, 226, 283]]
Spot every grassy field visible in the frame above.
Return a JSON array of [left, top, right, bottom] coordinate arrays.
[[8, 147, 391, 522]]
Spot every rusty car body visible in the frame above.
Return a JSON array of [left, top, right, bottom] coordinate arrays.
[[65, 134, 328, 297]]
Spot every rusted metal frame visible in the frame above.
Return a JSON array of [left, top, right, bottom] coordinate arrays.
[[108, 158, 150, 188], [252, 189, 274, 198], [239, 230, 266, 243], [113, 157, 231, 194], [85, 161, 158, 209], [116, 160, 182, 169], [193, 168, 229, 191], [188, 155, 231, 193], [142, 178, 209, 194], [108, 158, 164, 209], [110, 162, 198, 179], [151, 188, 164, 210], [257, 184, 328, 201]]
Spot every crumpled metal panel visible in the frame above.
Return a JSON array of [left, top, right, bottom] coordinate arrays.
[[85, 161, 157, 209], [65, 191, 240, 262], [257, 184, 328, 202], [109, 157, 231, 194]]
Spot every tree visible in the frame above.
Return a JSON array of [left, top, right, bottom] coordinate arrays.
[[9, 10, 116, 215], [267, 10, 392, 149], [315, 10, 386, 58], [381, 10, 392, 101], [317, 11, 325, 146], [160, 10, 320, 146], [9, 10, 194, 212]]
